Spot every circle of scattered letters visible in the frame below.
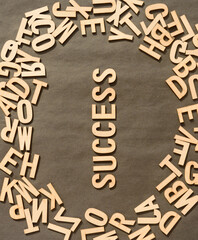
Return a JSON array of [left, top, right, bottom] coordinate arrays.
[[0, 1, 198, 240]]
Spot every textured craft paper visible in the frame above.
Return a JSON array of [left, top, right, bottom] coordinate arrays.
[[0, 0, 197, 240]]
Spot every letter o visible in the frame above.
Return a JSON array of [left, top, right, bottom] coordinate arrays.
[[85, 208, 108, 226], [17, 100, 33, 124]]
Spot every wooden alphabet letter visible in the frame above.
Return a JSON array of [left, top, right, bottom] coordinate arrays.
[[189, 75, 198, 100], [21, 62, 45, 77], [145, 3, 168, 20], [92, 173, 116, 189], [81, 227, 104, 240], [108, 27, 133, 41], [106, 1, 129, 27], [164, 181, 188, 203], [93, 156, 117, 172], [52, 2, 76, 18], [92, 104, 116, 120], [92, 122, 116, 138], [17, 100, 33, 124], [93, 230, 118, 240], [92, 139, 116, 154], [169, 40, 187, 64], [167, 10, 184, 37], [81, 18, 105, 36], [32, 34, 55, 53], [32, 198, 48, 223], [177, 104, 198, 123], [16, 18, 33, 46], [48, 223, 71, 240], [67, 0, 92, 19], [25, 6, 51, 26], [128, 225, 155, 240], [173, 140, 190, 166], [109, 213, 135, 233], [134, 195, 159, 213], [31, 19, 55, 35], [151, 23, 174, 47], [166, 75, 187, 99], [180, 15, 195, 42], [39, 183, 63, 210], [14, 177, 40, 203], [159, 154, 182, 177], [139, 36, 165, 60], [20, 152, 39, 179], [9, 195, 25, 220], [85, 208, 108, 226], [159, 211, 181, 235], [173, 56, 197, 79], [1, 117, 19, 143], [54, 207, 81, 232], [31, 79, 48, 105], [185, 161, 198, 185], [52, 17, 78, 44], [92, 0, 116, 14], [122, 0, 144, 15], [7, 77, 30, 99], [18, 127, 33, 151], [0, 147, 23, 175], [119, 13, 141, 36], [1, 40, 18, 62], [0, 177, 18, 204], [138, 209, 161, 225], [24, 208, 39, 234], [174, 189, 198, 215], [0, 61, 21, 77]]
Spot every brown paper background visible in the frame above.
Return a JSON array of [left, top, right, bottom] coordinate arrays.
[[0, 0, 197, 239]]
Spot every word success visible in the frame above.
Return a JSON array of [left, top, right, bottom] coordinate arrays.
[[91, 68, 117, 189]]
